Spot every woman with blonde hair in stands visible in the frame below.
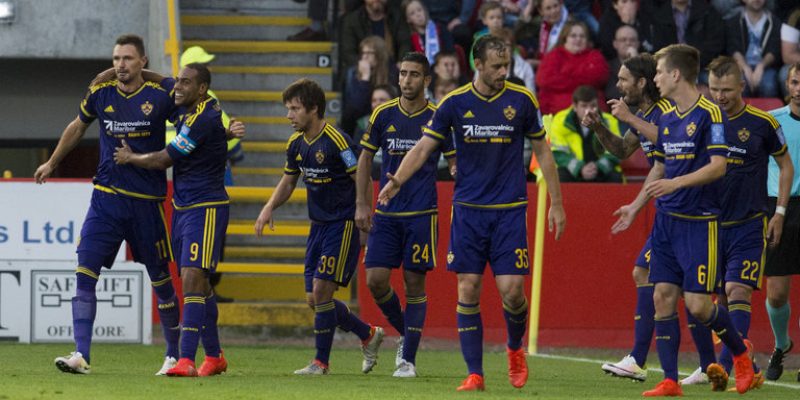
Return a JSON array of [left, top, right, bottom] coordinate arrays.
[[402, 0, 453, 65]]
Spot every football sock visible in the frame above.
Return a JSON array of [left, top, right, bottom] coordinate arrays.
[[333, 299, 371, 340], [703, 304, 746, 356], [314, 301, 337, 365], [654, 313, 680, 381], [766, 300, 791, 351], [74, 267, 99, 364], [375, 288, 405, 335], [457, 302, 484, 376], [720, 300, 755, 373], [152, 276, 180, 359], [404, 294, 428, 364], [686, 308, 716, 372], [631, 284, 655, 367], [180, 293, 206, 361], [201, 293, 221, 358], [502, 298, 528, 351]]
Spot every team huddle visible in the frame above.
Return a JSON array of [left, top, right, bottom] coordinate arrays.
[[33, 31, 800, 396]]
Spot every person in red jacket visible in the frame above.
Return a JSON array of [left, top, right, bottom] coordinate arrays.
[[536, 20, 609, 115]]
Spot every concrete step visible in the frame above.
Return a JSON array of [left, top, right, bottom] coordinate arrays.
[[210, 66, 333, 91], [242, 141, 285, 152], [216, 275, 332, 302], [228, 186, 305, 203], [234, 150, 285, 168], [231, 167, 284, 187], [181, 15, 310, 41], [217, 302, 313, 327], [227, 201, 308, 221], [227, 218, 310, 236], [183, 40, 331, 54], [224, 245, 306, 260], [216, 90, 339, 117], [236, 116, 338, 142], [180, 0, 307, 15]]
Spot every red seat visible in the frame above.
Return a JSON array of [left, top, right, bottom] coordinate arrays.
[[744, 97, 784, 112], [620, 147, 651, 182]]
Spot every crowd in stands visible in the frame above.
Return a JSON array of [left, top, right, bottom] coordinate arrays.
[[286, 0, 800, 181]]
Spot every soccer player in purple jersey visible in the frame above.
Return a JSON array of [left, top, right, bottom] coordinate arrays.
[[255, 79, 384, 375], [378, 36, 566, 391], [114, 63, 233, 377], [35, 35, 182, 376], [355, 52, 456, 378], [706, 55, 793, 388], [612, 44, 755, 396]]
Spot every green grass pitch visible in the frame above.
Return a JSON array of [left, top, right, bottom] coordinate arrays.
[[3, 342, 800, 399]]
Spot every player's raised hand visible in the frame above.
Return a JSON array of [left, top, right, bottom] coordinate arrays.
[[254, 205, 274, 237], [548, 203, 566, 240], [611, 204, 638, 234], [355, 203, 373, 232], [580, 109, 601, 128], [645, 178, 679, 198], [34, 162, 55, 184], [227, 118, 246, 140], [377, 173, 402, 206], [113, 140, 133, 165], [767, 213, 785, 247], [608, 98, 633, 124]]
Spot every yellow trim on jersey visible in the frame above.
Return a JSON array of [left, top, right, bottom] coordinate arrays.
[[368, 98, 400, 124], [93, 184, 167, 201], [158, 204, 175, 261], [151, 276, 172, 287], [431, 214, 438, 268], [720, 212, 765, 227], [455, 200, 528, 209], [172, 199, 230, 211], [76, 267, 99, 280], [727, 105, 748, 121], [183, 296, 206, 305], [527, 129, 546, 139], [747, 105, 780, 129], [673, 96, 702, 119], [93, 184, 117, 194], [654, 98, 673, 114], [757, 215, 767, 289], [443, 149, 456, 157], [470, 82, 507, 102], [324, 124, 350, 151], [302, 126, 326, 146], [286, 131, 303, 150], [698, 97, 723, 123], [80, 102, 95, 118], [666, 212, 717, 220], [335, 221, 354, 282], [437, 83, 472, 107], [707, 145, 728, 151], [772, 144, 788, 157], [422, 127, 446, 140], [360, 140, 379, 152], [185, 97, 212, 128], [398, 100, 434, 118], [456, 304, 480, 315], [706, 220, 718, 292], [203, 208, 217, 269], [506, 81, 540, 108], [116, 83, 148, 99], [374, 209, 437, 217], [89, 80, 117, 94]]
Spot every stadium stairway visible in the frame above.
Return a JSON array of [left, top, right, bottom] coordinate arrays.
[[179, 0, 348, 331]]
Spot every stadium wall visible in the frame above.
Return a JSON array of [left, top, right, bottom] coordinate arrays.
[[357, 182, 800, 350]]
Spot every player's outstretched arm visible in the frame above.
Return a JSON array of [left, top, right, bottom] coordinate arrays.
[[255, 173, 300, 237], [530, 138, 566, 240], [377, 135, 438, 206], [612, 161, 664, 234], [645, 155, 726, 198], [355, 150, 376, 232], [608, 98, 658, 144], [113, 140, 173, 170], [34, 117, 90, 184], [582, 109, 639, 159], [768, 152, 795, 246]]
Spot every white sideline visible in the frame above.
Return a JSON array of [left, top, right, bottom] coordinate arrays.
[[532, 352, 800, 390]]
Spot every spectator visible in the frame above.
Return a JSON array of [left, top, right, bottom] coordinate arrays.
[[500, 0, 525, 27], [725, 0, 782, 97], [550, 85, 623, 182], [564, 0, 600, 35], [342, 36, 399, 136], [422, 0, 477, 51], [470, 1, 506, 70], [779, 6, 800, 97], [287, 0, 329, 41], [711, 0, 778, 20], [598, 0, 654, 60], [433, 50, 468, 86], [339, 0, 411, 76], [516, 0, 571, 68], [536, 20, 609, 115], [606, 24, 640, 101], [645, 0, 725, 84], [355, 84, 398, 140], [496, 27, 537, 94], [432, 77, 458, 104], [402, 0, 454, 65]]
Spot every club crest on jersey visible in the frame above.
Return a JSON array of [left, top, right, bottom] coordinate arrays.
[[447, 251, 455, 264], [315, 149, 325, 164], [737, 127, 750, 142], [504, 105, 516, 121], [686, 122, 697, 137], [362, 132, 370, 142], [140, 101, 154, 116]]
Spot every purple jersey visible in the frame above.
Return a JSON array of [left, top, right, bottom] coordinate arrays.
[[635, 98, 673, 167], [79, 78, 177, 200]]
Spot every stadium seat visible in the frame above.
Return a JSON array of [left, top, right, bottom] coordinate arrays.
[[620, 147, 650, 182], [744, 97, 784, 112]]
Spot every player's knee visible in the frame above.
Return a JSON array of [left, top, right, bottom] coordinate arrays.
[[181, 267, 207, 293], [767, 293, 788, 308], [632, 267, 649, 285], [726, 285, 752, 302], [366, 275, 389, 297]]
